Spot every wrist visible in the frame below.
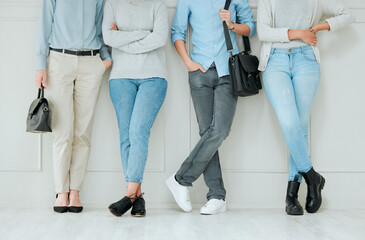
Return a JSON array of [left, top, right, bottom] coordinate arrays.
[[183, 59, 193, 67], [288, 30, 301, 40], [228, 22, 234, 30], [311, 26, 318, 34]]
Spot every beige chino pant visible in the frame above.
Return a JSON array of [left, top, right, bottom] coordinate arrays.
[[46, 50, 105, 193]]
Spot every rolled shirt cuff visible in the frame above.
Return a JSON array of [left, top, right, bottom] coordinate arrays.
[[246, 22, 256, 37], [100, 46, 112, 61], [171, 34, 186, 46]]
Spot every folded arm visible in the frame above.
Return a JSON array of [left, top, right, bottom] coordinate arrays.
[[102, 1, 150, 49], [257, 0, 317, 46], [119, 2, 169, 54]]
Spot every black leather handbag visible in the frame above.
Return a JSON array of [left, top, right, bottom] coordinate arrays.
[[223, 0, 262, 97], [26, 85, 52, 133]]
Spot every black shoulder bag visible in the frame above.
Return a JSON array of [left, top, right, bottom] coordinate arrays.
[[223, 0, 262, 97], [26, 85, 52, 133]]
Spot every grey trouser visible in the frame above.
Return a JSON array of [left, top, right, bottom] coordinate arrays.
[[176, 65, 238, 200]]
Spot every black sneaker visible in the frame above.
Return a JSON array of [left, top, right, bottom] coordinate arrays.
[[131, 194, 146, 217], [108, 196, 133, 217]]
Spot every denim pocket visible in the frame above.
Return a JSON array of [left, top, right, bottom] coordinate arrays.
[[303, 49, 316, 61], [188, 69, 201, 74], [188, 69, 207, 90]]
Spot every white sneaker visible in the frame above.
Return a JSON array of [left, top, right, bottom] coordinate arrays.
[[165, 173, 192, 212], [200, 199, 227, 215]]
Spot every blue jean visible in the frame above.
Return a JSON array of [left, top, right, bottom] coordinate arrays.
[[109, 78, 167, 183], [263, 46, 321, 182]]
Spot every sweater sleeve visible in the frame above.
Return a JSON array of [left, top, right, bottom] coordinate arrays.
[[102, 1, 150, 49], [257, 0, 290, 43], [321, 0, 356, 32], [36, 0, 56, 70], [118, 2, 169, 54]]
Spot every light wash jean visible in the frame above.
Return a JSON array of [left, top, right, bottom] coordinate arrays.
[[262, 46, 321, 182], [109, 78, 167, 183]]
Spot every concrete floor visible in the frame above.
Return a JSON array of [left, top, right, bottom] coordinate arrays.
[[0, 208, 364, 240]]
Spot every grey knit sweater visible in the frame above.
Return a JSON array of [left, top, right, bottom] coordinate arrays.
[[257, 0, 355, 71], [102, 0, 169, 80], [272, 0, 309, 49]]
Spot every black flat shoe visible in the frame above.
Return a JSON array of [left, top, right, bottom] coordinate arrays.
[[285, 175, 304, 216], [131, 194, 146, 217], [300, 167, 325, 213], [69, 206, 83, 213], [54, 194, 69, 213], [108, 196, 133, 217], [68, 192, 83, 213]]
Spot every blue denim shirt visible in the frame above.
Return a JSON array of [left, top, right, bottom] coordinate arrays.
[[171, 0, 256, 77], [36, 0, 111, 70]]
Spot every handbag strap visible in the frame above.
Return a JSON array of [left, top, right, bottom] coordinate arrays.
[[223, 0, 252, 54], [38, 84, 44, 99]]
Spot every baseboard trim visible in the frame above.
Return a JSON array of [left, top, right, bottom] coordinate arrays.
[[1, 202, 364, 210]]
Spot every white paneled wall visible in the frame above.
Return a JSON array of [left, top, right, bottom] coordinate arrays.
[[0, 0, 364, 209]]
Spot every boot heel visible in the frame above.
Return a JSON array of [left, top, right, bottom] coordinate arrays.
[[320, 177, 326, 190]]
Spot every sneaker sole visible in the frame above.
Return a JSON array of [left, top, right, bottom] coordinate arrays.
[[200, 205, 227, 215]]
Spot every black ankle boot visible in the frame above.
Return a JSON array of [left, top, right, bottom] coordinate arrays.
[[108, 196, 134, 217], [299, 167, 325, 213], [131, 194, 146, 217], [285, 175, 304, 215]]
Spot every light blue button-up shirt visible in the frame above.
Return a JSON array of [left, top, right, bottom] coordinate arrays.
[[36, 0, 111, 70], [171, 0, 256, 77]]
